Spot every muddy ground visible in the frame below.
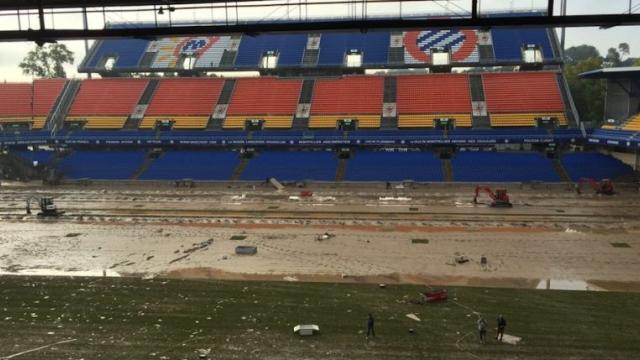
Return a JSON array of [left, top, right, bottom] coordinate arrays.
[[1, 181, 639, 291]]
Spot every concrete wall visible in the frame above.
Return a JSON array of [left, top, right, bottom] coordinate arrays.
[[605, 79, 640, 122]]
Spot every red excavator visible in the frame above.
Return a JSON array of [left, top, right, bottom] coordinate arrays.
[[576, 178, 615, 195], [473, 186, 513, 208]]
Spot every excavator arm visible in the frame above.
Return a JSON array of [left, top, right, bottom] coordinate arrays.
[[473, 186, 512, 208]]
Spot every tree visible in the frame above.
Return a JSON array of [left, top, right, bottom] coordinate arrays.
[[564, 57, 606, 124], [564, 45, 600, 65], [635, 58, 640, 66], [604, 47, 621, 68], [19, 43, 74, 78], [618, 42, 630, 59]]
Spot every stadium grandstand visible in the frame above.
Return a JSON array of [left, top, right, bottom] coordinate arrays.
[[0, 9, 637, 183]]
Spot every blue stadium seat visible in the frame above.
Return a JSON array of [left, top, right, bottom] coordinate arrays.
[[317, 32, 390, 66], [452, 152, 560, 182], [235, 34, 308, 67], [491, 28, 554, 61], [13, 150, 55, 166], [140, 151, 239, 180], [345, 151, 443, 181], [83, 39, 150, 69], [561, 152, 635, 181], [57, 150, 146, 179], [240, 151, 337, 181]]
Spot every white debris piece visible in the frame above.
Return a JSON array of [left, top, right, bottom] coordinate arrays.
[[405, 313, 421, 322], [501, 334, 522, 345], [294, 324, 319, 336]]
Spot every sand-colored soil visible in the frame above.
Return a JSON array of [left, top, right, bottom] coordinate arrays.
[[1, 183, 639, 291]]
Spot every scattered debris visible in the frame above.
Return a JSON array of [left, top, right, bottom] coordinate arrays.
[[501, 334, 522, 345], [64, 233, 82, 238], [411, 239, 429, 244], [268, 177, 284, 191], [379, 196, 412, 201], [413, 289, 449, 304], [611, 242, 631, 248], [294, 324, 319, 336], [196, 348, 211, 359], [316, 232, 335, 241], [230, 235, 247, 241], [235, 246, 257, 255], [184, 239, 214, 254], [454, 254, 469, 264], [379, 284, 386, 289], [283, 276, 298, 282], [405, 313, 421, 322], [231, 193, 247, 201], [1, 338, 77, 359], [169, 254, 190, 264]]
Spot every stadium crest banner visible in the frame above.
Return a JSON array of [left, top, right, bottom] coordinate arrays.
[[148, 36, 231, 69], [404, 30, 479, 64]]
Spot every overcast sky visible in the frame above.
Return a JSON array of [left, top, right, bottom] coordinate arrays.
[[0, 0, 638, 82]]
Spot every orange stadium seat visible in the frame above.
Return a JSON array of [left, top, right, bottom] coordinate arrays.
[[224, 77, 301, 129], [141, 78, 224, 129], [309, 76, 383, 129], [66, 79, 148, 129], [396, 74, 472, 128]]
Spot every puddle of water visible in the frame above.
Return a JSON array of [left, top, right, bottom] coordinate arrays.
[[0, 268, 121, 277], [536, 279, 604, 291]]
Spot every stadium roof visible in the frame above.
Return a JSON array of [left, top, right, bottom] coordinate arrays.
[[579, 67, 640, 80], [0, 1, 217, 10]]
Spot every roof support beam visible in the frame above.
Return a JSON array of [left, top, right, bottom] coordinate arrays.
[[2, 12, 640, 43]]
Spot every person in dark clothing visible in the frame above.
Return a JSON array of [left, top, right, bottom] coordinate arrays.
[[477, 317, 488, 344], [496, 314, 507, 342], [367, 313, 376, 337]]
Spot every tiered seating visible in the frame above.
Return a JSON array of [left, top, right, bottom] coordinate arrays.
[[235, 34, 307, 67], [140, 151, 239, 180], [396, 74, 472, 128], [491, 28, 554, 61], [57, 150, 146, 179], [67, 79, 148, 129], [141, 78, 224, 129], [309, 76, 383, 129], [452, 152, 560, 182], [561, 152, 635, 181], [622, 113, 640, 131], [0, 79, 65, 129], [82, 38, 149, 70], [224, 78, 301, 129], [483, 72, 566, 127], [345, 151, 443, 181], [240, 151, 337, 181], [14, 150, 56, 166], [317, 32, 390, 66]]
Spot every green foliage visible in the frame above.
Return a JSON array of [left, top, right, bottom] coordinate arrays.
[[618, 43, 630, 58], [604, 48, 622, 68], [18, 43, 74, 78], [564, 45, 600, 65], [565, 57, 606, 124]]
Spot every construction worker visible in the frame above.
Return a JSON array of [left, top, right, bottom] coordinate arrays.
[[496, 314, 507, 342], [477, 316, 488, 344], [367, 313, 375, 337]]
